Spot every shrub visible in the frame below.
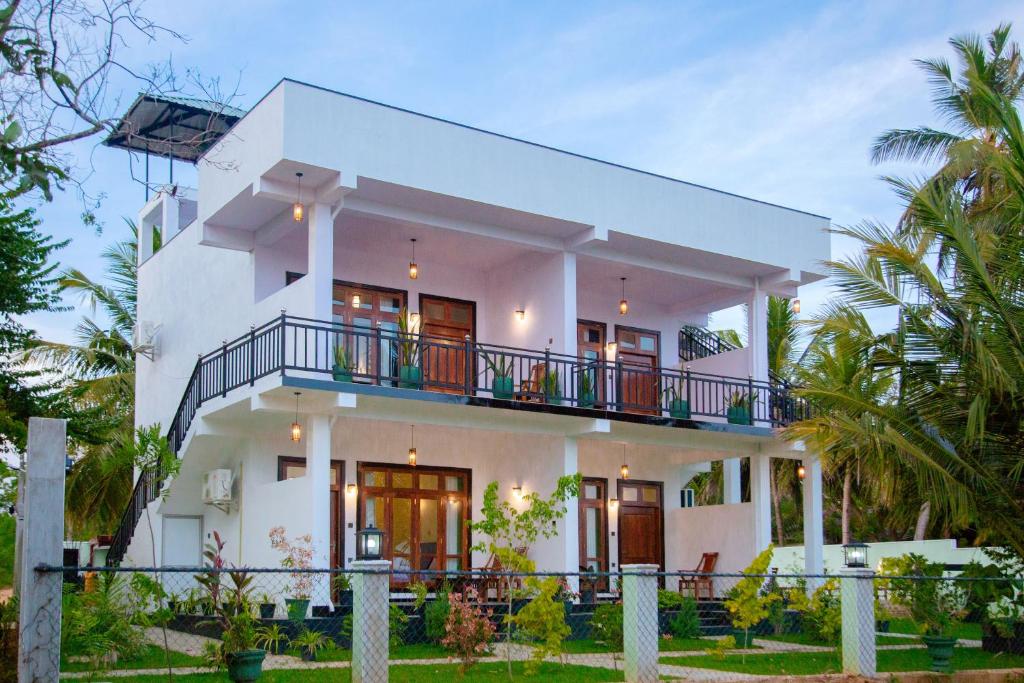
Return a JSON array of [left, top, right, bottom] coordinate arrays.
[[61, 574, 147, 668], [590, 603, 623, 649], [389, 604, 408, 649], [657, 589, 685, 610], [441, 589, 496, 673], [669, 596, 701, 639], [789, 579, 841, 644], [724, 546, 780, 640], [508, 576, 571, 673], [425, 589, 451, 643], [883, 553, 967, 637]]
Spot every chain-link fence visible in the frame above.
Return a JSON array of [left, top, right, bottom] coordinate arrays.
[[29, 564, 1024, 681]]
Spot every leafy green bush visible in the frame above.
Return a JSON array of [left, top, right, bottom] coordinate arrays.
[[658, 589, 685, 610], [425, 589, 451, 643], [590, 603, 623, 649], [389, 603, 409, 648], [669, 596, 701, 639], [61, 574, 147, 668], [508, 576, 571, 673], [788, 579, 841, 644]]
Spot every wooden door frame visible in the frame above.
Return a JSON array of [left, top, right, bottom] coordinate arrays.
[[615, 478, 665, 573], [578, 320, 608, 405], [277, 456, 345, 568], [579, 476, 610, 584], [418, 293, 477, 339], [613, 324, 661, 361], [614, 324, 662, 413]]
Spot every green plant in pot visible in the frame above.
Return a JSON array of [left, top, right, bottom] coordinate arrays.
[[664, 384, 689, 419], [724, 545, 779, 653], [255, 623, 288, 655], [292, 627, 332, 662], [577, 369, 596, 408], [542, 367, 562, 405], [194, 532, 266, 682], [397, 307, 422, 388], [332, 344, 352, 382], [725, 389, 756, 425], [886, 553, 967, 672], [257, 594, 276, 620], [482, 350, 514, 399]]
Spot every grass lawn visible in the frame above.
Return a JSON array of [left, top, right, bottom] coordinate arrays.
[[887, 617, 983, 640], [661, 647, 1024, 675], [561, 637, 724, 654], [758, 632, 909, 647], [96, 660, 624, 682], [61, 644, 205, 672]]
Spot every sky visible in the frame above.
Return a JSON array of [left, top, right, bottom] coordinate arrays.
[[18, 0, 1024, 347]]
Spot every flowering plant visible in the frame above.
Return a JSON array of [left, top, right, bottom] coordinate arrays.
[[269, 527, 314, 599], [441, 587, 495, 673]]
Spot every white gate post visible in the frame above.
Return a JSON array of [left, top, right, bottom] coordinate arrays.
[[18, 417, 67, 683], [840, 567, 876, 676], [622, 563, 658, 683], [351, 559, 391, 683]]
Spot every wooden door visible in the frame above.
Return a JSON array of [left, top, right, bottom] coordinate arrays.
[[420, 295, 475, 393], [615, 326, 660, 414], [330, 282, 405, 383], [579, 478, 608, 591], [617, 480, 663, 571], [577, 321, 607, 406]]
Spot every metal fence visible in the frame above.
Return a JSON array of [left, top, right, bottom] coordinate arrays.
[[23, 565, 1023, 681]]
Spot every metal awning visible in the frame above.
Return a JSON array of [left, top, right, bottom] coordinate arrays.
[[104, 93, 247, 163]]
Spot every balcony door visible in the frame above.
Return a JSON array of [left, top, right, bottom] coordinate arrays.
[[419, 295, 475, 393], [577, 321, 607, 406], [617, 479, 664, 572], [615, 326, 660, 414], [331, 281, 406, 382]]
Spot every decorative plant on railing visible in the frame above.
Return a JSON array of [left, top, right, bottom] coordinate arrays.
[[542, 367, 562, 405], [663, 383, 690, 419], [480, 349, 514, 400], [469, 474, 582, 679], [268, 527, 314, 620], [397, 307, 422, 388], [724, 389, 757, 425], [332, 344, 352, 382], [577, 368, 596, 408]]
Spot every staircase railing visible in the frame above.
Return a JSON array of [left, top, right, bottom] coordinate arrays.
[[679, 325, 739, 361]]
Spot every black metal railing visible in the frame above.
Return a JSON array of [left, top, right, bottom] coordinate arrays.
[[107, 314, 811, 565], [678, 325, 740, 361]]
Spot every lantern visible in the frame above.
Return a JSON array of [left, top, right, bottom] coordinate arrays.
[[618, 277, 628, 315], [843, 541, 868, 569], [292, 172, 304, 222], [357, 525, 384, 560]]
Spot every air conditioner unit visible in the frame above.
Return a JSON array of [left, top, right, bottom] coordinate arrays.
[[680, 488, 695, 508], [132, 320, 161, 359], [203, 469, 233, 509]]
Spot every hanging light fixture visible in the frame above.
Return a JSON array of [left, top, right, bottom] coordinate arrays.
[[290, 392, 302, 442], [408, 424, 417, 466], [619, 277, 629, 316], [292, 172, 305, 222], [408, 238, 419, 280], [620, 444, 629, 480], [791, 298, 801, 314], [797, 464, 807, 480]]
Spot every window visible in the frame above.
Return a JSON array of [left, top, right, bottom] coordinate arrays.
[[578, 478, 608, 588], [357, 464, 470, 585]]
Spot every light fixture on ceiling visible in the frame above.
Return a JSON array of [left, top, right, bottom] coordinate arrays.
[[408, 424, 417, 466], [290, 391, 302, 442], [292, 172, 304, 222], [619, 277, 629, 316], [408, 238, 419, 280], [620, 444, 629, 480], [791, 298, 801, 314]]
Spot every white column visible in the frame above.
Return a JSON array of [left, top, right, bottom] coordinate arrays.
[[307, 414, 332, 608], [160, 193, 180, 242], [561, 251, 577, 357], [561, 437, 580, 592], [749, 454, 771, 552], [802, 454, 824, 585], [19, 417, 66, 683], [840, 567, 876, 676], [308, 201, 335, 322], [622, 564, 659, 683], [351, 559, 391, 683], [747, 279, 769, 383], [722, 457, 742, 504]]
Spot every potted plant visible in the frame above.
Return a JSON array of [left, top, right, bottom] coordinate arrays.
[[481, 350, 514, 399], [258, 594, 276, 620], [577, 370, 596, 408], [292, 627, 332, 662], [255, 623, 288, 655], [724, 546, 779, 650], [194, 532, 267, 682], [397, 307, 422, 388], [887, 554, 967, 672], [664, 385, 689, 419], [725, 389, 755, 425], [332, 344, 352, 382], [269, 527, 314, 622], [166, 592, 181, 615], [333, 573, 353, 608], [542, 368, 562, 405]]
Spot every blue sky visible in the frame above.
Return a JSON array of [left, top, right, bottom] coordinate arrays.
[[20, 0, 1024, 345]]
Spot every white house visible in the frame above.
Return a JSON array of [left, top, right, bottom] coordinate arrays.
[[107, 80, 829, 598]]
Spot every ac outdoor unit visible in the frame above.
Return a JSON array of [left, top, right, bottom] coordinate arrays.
[[132, 320, 161, 359], [202, 469, 234, 511], [680, 488, 695, 508]]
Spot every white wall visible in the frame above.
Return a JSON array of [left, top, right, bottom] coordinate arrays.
[[670, 502, 754, 593], [771, 539, 993, 575]]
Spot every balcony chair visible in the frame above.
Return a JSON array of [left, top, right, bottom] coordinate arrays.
[[473, 546, 527, 601], [679, 552, 718, 601], [514, 363, 547, 402]]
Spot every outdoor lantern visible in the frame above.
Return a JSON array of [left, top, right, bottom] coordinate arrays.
[[358, 525, 384, 560], [290, 392, 302, 442], [512, 485, 523, 499], [797, 464, 806, 480], [620, 463, 629, 480], [346, 483, 357, 496], [608, 497, 618, 509], [791, 298, 801, 314], [843, 541, 869, 569], [407, 425, 417, 466], [292, 172, 304, 222], [408, 238, 419, 280], [514, 307, 525, 322], [618, 277, 629, 316]]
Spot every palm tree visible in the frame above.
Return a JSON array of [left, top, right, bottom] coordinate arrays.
[[26, 219, 153, 536]]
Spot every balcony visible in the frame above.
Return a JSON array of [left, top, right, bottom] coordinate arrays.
[[165, 314, 810, 454]]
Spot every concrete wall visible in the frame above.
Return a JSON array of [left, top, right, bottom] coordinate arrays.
[[771, 539, 992, 574], [669, 502, 754, 592]]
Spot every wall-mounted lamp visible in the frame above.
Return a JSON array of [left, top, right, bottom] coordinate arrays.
[[292, 172, 304, 222], [514, 307, 526, 322], [797, 464, 806, 480], [606, 341, 618, 359], [290, 391, 302, 442], [618, 277, 629, 316], [409, 312, 421, 329], [791, 298, 801, 314], [346, 483, 357, 496], [608, 497, 619, 509], [512, 485, 523, 500], [408, 238, 419, 280], [352, 293, 362, 307]]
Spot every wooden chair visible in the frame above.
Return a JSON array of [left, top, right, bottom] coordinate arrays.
[[473, 547, 527, 601], [515, 363, 547, 402], [679, 552, 718, 601]]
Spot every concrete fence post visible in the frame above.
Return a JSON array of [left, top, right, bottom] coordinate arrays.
[[351, 560, 391, 683], [18, 417, 67, 683], [621, 563, 659, 683], [840, 567, 876, 676]]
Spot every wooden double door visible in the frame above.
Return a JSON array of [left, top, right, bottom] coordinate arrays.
[[577, 322, 661, 413]]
